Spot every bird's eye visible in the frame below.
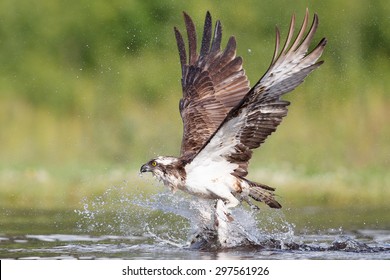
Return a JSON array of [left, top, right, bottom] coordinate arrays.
[[151, 161, 157, 167]]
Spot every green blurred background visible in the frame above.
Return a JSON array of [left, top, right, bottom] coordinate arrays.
[[0, 0, 389, 210]]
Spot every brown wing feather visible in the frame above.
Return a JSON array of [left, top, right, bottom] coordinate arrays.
[[188, 10, 327, 178], [229, 10, 326, 177], [175, 11, 250, 157]]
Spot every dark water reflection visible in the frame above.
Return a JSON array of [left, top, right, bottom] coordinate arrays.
[[1, 202, 389, 259]]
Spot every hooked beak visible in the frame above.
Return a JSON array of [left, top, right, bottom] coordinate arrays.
[[140, 163, 151, 173]]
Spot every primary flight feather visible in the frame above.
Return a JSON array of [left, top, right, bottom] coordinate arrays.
[[140, 10, 327, 210]]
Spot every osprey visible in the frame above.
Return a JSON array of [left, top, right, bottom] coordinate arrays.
[[140, 10, 326, 210]]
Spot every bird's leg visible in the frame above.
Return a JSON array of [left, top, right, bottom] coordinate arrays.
[[214, 199, 234, 227], [213, 199, 236, 246], [189, 199, 235, 249], [233, 192, 260, 211]]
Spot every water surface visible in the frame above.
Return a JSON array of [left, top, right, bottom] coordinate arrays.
[[1, 189, 389, 259]]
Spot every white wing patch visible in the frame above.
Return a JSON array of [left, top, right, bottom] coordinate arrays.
[[184, 111, 248, 202], [188, 108, 249, 170]]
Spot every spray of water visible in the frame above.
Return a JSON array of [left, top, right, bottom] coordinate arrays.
[[75, 182, 298, 250], [74, 179, 390, 255]]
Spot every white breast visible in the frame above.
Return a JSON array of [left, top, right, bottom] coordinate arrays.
[[184, 158, 237, 198]]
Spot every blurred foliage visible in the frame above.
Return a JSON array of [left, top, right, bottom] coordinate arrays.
[[0, 0, 389, 208]]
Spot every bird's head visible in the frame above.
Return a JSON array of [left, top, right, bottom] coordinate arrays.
[[140, 156, 179, 177]]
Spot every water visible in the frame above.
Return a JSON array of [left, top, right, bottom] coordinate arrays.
[[1, 186, 389, 259]]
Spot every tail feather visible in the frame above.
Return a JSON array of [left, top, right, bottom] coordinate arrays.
[[245, 179, 282, 209]]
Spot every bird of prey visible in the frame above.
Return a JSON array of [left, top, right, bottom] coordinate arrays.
[[140, 10, 326, 211]]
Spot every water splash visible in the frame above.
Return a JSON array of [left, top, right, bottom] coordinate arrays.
[[74, 182, 390, 255], [75, 183, 298, 250]]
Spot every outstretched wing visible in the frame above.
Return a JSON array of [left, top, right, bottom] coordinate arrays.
[[188, 10, 327, 177], [175, 12, 250, 158]]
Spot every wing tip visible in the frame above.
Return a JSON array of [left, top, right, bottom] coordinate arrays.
[[319, 37, 328, 46], [174, 25, 187, 67], [182, 11, 190, 19], [271, 26, 281, 64], [200, 10, 213, 57]]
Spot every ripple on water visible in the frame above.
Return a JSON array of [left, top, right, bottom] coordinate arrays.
[[1, 185, 389, 259]]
